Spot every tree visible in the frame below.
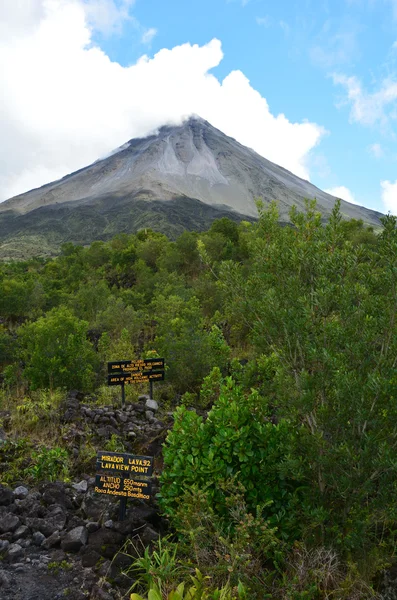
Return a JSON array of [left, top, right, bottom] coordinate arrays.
[[152, 295, 230, 392], [218, 201, 397, 554], [18, 307, 98, 391]]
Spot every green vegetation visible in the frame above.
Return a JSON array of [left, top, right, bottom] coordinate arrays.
[[129, 569, 247, 599], [47, 560, 73, 575], [1, 200, 396, 597], [0, 198, 254, 260]]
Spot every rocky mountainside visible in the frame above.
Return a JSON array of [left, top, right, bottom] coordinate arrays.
[[0, 117, 383, 259]]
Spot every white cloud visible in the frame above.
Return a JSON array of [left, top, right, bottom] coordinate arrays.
[[381, 179, 397, 214], [141, 27, 157, 44], [325, 185, 358, 205], [0, 0, 325, 201], [226, 0, 250, 6], [332, 73, 397, 127], [310, 29, 359, 68], [256, 16, 270, 27], [82, 0, 135, 36], [368, 142, 383, 158], [279, 20, 291, 36]]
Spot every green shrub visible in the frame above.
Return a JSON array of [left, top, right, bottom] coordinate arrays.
[[25, 446, 70, 482], [11, 388, 64, 434], [162, 484, 283, 594], [130, 571, 247, 599], [104, 434, 126, 453], [0, 438, 33, 485], [18, 307, 98, 391], [159, 374, 303, 541]]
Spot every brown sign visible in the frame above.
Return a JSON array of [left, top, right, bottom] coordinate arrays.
[[95, 475, 152, 500]]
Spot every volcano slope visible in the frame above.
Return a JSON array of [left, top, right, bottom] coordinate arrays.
[[0, 117, 382, 259]]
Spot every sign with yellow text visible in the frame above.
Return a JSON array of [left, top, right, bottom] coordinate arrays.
[[107, 358, 165, 374], [95, 474, 152, 500], [107, 371, 164, 386], [96, 451, 153, 477]]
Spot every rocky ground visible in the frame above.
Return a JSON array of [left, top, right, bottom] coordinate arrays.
[[0, 392, 171, 599], [60, 391, 170, 457], [0, 479, 164, 600]]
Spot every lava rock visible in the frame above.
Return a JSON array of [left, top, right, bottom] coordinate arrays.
[[81, 495, 107, 521], [61, 526, 88, 552], [26, 512, 66, 537], [13, 525, 30, 540], [145, 399, 159, 411], [0, 569, 11, 587], [13, 486, 29, 499], [88, 527, 123, 558], [91, 585, 114, 600], [6, 543, 23, 562], [42, 530, 62, 549], [41, 482, 73, 509], [72, 480, 88, 493], [14, 490, 42, 516], [0, 485, 13, 506], [33, 531, 46, 546], [0, 513, 20, 533], [127, 504, 161, 528], [80, 547, 101, 568], [67, 516, 86, 530], [85, 521, 100, 533], [140, 525, 159, 546]]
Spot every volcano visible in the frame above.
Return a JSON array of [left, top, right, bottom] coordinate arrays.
[[0, 116, 382, 259]]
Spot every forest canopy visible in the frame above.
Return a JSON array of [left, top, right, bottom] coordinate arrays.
[[1, 200, 397, 597]]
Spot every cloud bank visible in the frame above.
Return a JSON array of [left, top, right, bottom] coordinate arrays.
[[332, 73, 397, 129], [0, 0, 325, 201], [381, 179, 397, 214], [325, 185, 358, 205]]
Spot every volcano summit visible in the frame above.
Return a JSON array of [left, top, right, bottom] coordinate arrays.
[[0, 117, 382, 258]]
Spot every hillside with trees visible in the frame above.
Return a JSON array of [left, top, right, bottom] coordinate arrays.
[[1, 200, 397, 598]]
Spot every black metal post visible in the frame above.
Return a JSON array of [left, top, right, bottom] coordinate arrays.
[[121, 382, 125, 407], [119, 496, 127, 521], [149, 380, 153, 400]]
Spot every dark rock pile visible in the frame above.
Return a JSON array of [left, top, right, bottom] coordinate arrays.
[[0, 391, 173, 598], [61, 391, 170, 455], [0, 479, 164, 599]]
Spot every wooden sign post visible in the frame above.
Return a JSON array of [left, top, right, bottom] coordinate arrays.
[[107, 358, 165, 405], [95, 451, 154, 521]]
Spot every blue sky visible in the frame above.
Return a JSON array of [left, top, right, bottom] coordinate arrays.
[[95, 0, 397, 213], [1, 0, 397, 213]]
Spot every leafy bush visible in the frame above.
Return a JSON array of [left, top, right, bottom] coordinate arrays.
[[104, 434, 126, 453], [220, 202, 397, 555], [130, 571, 247, 600], [17, 307, 98, 391], [160, 484, 283, 594], [0, 438, 33, 485], [152, 295, 230, 393], [25, 446, 70, 482], [159, 374, 303, 541], [11, 388, 64, 434]]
